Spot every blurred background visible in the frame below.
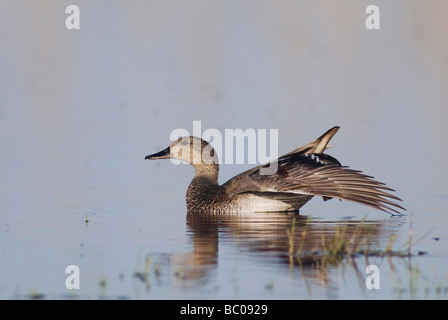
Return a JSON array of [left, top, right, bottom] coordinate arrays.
[[0, 0, 447, 299], [1, 0, 447, 195]]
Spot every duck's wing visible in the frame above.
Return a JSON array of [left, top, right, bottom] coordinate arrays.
[[283, 126, 340, 156], [220, 126, 341, 193], [222, 153, 406, 214]]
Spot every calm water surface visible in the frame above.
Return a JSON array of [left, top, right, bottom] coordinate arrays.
[[1, 1, 448, 300], [0, 124, 447, 300]]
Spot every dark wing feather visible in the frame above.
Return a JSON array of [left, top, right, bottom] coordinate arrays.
[[223, 153, 405, 214]]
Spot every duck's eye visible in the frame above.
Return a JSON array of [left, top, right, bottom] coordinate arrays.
[[181, 140, 189, 146]]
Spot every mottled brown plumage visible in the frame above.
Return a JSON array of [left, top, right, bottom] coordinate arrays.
[[145, 127, 405, 215]]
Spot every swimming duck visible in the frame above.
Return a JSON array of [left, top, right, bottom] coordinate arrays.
[[145, 126, 405, 215]]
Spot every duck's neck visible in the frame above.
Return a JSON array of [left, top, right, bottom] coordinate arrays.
[[193, 163, 219, 184], [186, 164, 221, 211]]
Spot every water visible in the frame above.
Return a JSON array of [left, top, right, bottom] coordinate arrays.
[[1, 1, 448, 300]]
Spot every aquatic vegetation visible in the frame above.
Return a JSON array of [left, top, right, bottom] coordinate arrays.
[[287, 216, 416, 269]]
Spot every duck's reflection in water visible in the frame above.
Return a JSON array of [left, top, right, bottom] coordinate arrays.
[[168, 211, 403, 290]]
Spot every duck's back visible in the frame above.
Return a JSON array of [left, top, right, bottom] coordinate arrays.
[[186, 175, 312, 214]]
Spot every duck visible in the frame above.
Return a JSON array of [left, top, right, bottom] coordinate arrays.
[[145, 126, 405, 215]]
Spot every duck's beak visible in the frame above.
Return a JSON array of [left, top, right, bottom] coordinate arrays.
[[145, 146, 170, 160]]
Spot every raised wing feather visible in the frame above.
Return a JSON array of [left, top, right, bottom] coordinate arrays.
[[223, 153, 405, 214]]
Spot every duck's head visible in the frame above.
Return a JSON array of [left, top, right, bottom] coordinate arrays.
[[145, 137, 219, 175]]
